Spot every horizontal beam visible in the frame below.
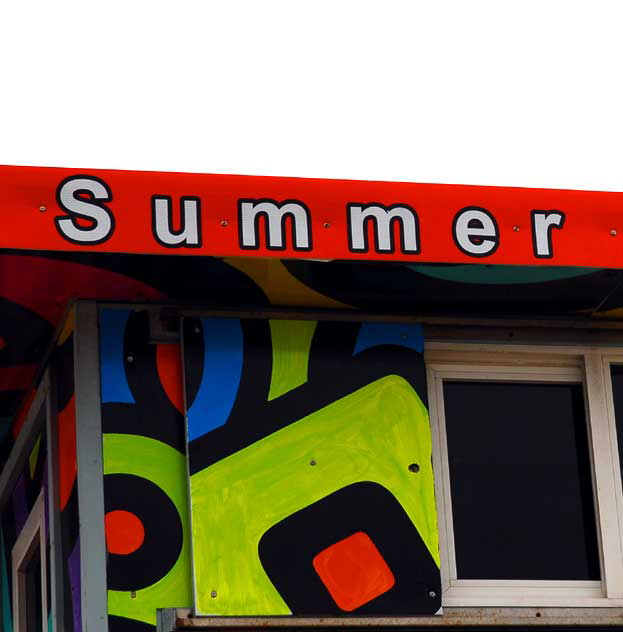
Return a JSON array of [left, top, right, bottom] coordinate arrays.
[[172, 607, 623, 629]]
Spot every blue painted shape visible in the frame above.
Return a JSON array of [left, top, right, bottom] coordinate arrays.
[[187, 318, 243, 441], [354, 323, 424, 355], [0, 527, 13, 632], [99, 309, 135, 404]]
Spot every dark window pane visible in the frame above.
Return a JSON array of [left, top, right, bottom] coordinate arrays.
[[443, 381, 600, 581], [23, 540, 43, 631]]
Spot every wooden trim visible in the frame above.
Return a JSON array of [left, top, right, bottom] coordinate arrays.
[[11, 490, 47, 632], [583, 353, 623, 598]]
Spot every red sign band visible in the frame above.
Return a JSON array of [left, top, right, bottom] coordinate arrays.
[[1, 165, 622, 267]]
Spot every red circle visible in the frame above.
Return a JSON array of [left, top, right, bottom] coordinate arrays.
[[105, 510, 145, 555]]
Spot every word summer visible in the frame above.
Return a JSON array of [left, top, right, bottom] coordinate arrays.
[[54, 176, 566, 258]]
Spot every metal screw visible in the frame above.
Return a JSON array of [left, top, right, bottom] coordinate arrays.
[[220, 220, 229, 227], [428, 590, 436, 598], [211, 590, 217, 598], [310, 458, 317, 466], [130, 591, 136, 599], [408, 463, 420, 473], [127, 355, 134, 363], [323, 222, 330, 228], [612, 229, 618, 236], [513, 225, 520, 232], [39, 205, 47, 212]]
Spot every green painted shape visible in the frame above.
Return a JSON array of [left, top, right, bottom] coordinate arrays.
[[104, 434, 193, 625], [0, 526, 13, 632], [29, 435, 41, 479], [268, 320, 317, 401], [190, 375, 438, 615], [408, 264, 600, 285]]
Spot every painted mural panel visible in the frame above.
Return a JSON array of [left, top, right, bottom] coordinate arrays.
[[99, 309, 192, 632], [184, 317, 441, 616], [54, 311, 81, 632], [2, 249, 623, 468]]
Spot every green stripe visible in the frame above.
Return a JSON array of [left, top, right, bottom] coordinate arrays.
[[408, 264, 600, 285], [268, 320, 317, 401]]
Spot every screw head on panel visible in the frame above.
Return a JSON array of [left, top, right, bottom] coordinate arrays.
[[39, 205, 47, 212], [211, 590, 217, 598], [309, 458, 317, 466], [612, 229, 618, 236], [127, 355, 134, 363], [429, 590, 436, 598], [220, 220, 229, 227], [408, 463, 420, 473]]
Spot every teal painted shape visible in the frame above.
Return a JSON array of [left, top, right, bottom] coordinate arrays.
[[48, 611, 53, 632], [407, 264, 601, 285], [0, 416, 11, 443], [0, 527, 13, 632]]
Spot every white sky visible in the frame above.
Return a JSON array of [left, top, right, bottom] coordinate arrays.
[[1, 1, 622, 191]]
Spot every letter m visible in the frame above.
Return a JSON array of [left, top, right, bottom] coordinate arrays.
[[348, 204, 419, 254], [239, 199, 312, 251]]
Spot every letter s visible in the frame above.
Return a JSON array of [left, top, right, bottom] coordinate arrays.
[[55, 176, 115, 244]]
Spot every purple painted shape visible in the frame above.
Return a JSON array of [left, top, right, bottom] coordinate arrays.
[[68, 538, 82, 632], [12, 475, 28, 535]]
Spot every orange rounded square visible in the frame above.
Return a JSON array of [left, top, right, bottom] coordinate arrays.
[[312, 531, 395, 612]]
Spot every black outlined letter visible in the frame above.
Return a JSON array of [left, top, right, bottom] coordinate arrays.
[[151, 196, 202, 248], [452, 206, 499, 257], [238, 199, 312, 250], [55, 176, 115, 244], [347, 204, 419, 254], [531, 210, 565, 258]]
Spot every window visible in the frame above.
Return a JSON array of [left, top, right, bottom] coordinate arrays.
[[426, 344, 623, 607], [12, 490, 47, 632]]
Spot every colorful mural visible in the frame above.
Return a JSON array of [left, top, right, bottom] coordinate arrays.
[[94, 309, 442, 626], [99, 309, 192, 632], [3, 249, 622, 463], [184, 317, 440, 615], [0, 251, 623, 632]]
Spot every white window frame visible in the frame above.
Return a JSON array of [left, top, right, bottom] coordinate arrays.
[[425, 343, 623, 608], [11, 489, 48, 632]]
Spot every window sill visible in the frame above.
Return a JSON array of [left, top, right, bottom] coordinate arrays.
[[171, 606, 623, 628]]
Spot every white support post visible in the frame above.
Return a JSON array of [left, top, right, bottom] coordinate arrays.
[[74, 301, 108, 632]]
